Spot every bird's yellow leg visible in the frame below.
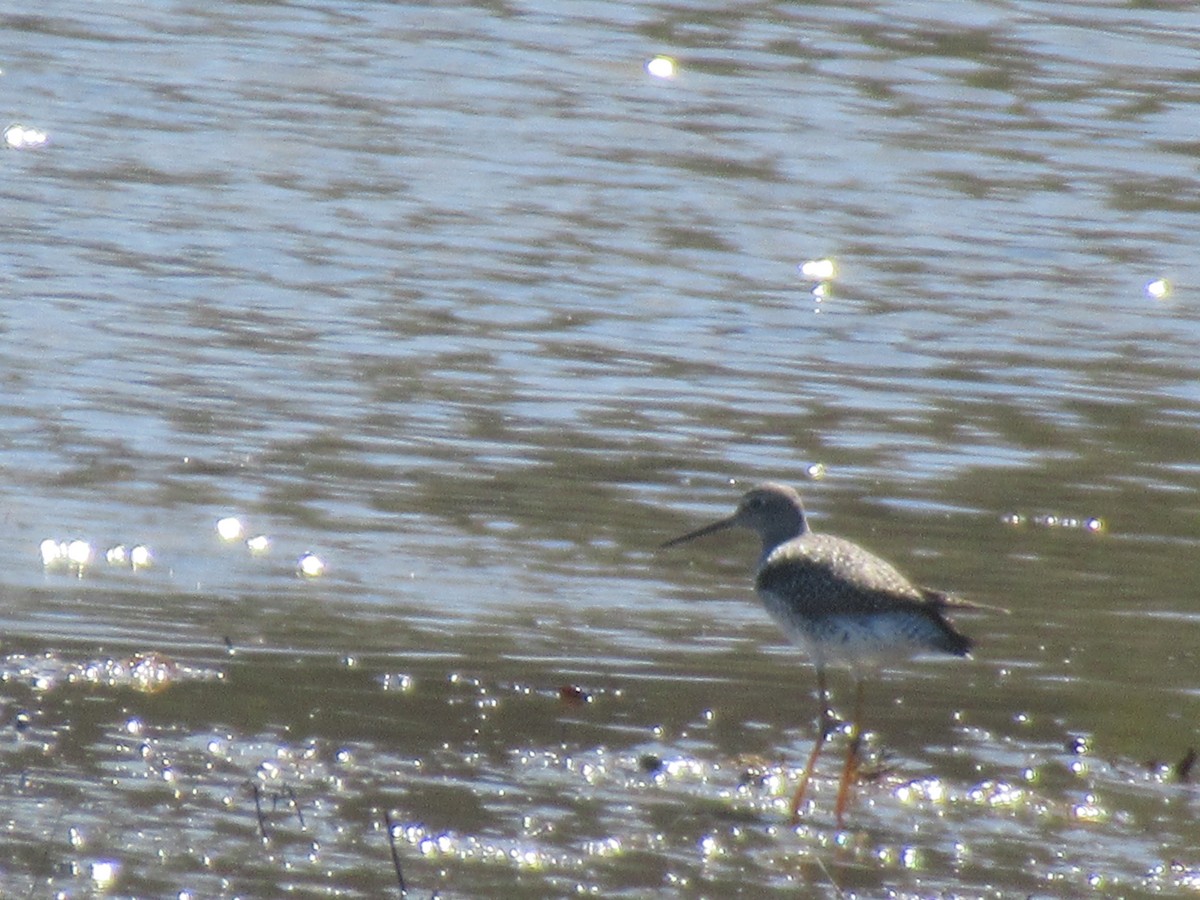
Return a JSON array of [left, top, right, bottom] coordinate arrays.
[[834, 678, 866, 827], [789, 664, 833, 823]]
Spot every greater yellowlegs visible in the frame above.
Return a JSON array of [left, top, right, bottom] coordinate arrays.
[[661, 482, 973, 826]]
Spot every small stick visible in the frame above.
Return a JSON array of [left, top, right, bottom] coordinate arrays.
[[384, 809, 407, 897], [286, 785, 306, 829], [814, 856, 847, 900], [251, 782, 270, 841]]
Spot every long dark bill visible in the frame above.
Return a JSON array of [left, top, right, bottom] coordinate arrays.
[[658, 516, 735, 549]]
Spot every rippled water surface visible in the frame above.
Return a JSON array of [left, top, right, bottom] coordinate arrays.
[[3, 1, 1200, 896]]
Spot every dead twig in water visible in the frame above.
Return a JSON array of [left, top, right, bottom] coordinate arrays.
[[281, 785, 306, 829], [814, 856, 847, 900], [384, 809, 407, 897], [250, 781, 270, 842]]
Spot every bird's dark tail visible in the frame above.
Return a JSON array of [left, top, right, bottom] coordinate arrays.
[[933, 614, 973, 657], [919, 588, 987, 657]]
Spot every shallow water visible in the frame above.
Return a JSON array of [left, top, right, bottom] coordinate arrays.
[[3, 1, 1200, 896]]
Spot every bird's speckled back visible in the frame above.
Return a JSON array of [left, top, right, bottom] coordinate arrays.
[[754, 532, 971, 663], [756, 532, 924, 612]]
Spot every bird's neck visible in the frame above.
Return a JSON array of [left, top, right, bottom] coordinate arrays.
[[757, 512, 808, 560]]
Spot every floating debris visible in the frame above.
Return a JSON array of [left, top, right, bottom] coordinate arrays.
[[558, 685, 593, 706], [639, 753, 663, 774]]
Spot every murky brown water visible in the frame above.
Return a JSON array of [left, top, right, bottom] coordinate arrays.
[[2, 1, 1200, 896]]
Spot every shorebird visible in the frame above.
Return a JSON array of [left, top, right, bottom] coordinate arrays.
[[660, 482, 973, 826]]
